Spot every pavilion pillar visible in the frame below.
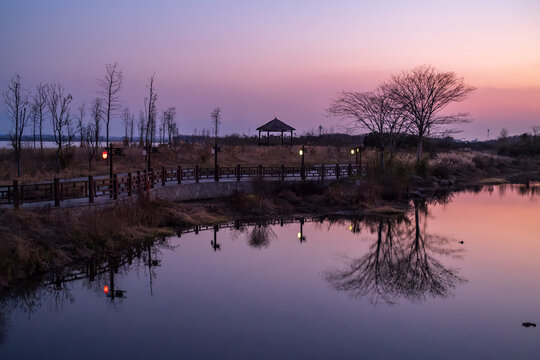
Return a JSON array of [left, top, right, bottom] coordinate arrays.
[[258, 130, 261, 146], [290, 130, 293, 145], [281, 131, 284, 146], [267, 131, 270, 146]]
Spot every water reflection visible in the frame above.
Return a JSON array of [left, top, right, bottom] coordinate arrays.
[[325, 200, 466, 305], [1, 184, 537, 351]]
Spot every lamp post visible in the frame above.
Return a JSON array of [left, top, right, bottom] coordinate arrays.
[[350, 145, 364, 171], [297, 218, 306, 243], [212, 143, 221, 182], [299, 145, 305, 180], [211, 225, 221, 251]]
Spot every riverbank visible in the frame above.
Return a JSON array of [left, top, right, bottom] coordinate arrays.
[[1, 163, 539, 291]]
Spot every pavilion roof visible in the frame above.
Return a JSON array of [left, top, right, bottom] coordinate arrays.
[[256, 117, 295, 132]]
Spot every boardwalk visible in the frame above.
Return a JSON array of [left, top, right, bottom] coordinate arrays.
[[1, 163, 364, 209]]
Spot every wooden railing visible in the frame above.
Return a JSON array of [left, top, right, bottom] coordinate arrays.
[[0, 163, 365, 209]]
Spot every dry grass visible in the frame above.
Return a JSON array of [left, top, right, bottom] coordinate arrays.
[[0, 144, 374, 184]]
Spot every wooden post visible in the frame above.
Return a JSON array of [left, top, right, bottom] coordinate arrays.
[[336, 164, 340, 180], [143, 170, 150, 191], [89, 176, 94, 203], [215, 164, 220, 182], [195, 165, 199, 183], [281, 164, 285, 182], [321, 164, 325, 181], [136, 171, 141, 192], [177, 166, 182, 184], [150, 168, 154, 189], [127, 173, 132, 197], [258, 164, 263, 179], [13, 180, 19, 210], [301, 164, 305, 181], [236, 164, 241, 182], [348, 163, 352, 177], [54, 178, 60, 207], [161, 167, 166, 186], [113, 174, 118, 200]]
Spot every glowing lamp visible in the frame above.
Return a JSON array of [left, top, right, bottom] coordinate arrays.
[[101, 151, 108, 160], [350, 149, 355, 155], [299, 149, 303, 156], [104, 285, 109, 294]]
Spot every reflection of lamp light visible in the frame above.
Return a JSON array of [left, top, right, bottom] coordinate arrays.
[[104, 285, 109, 294], [297, 232, 302, 239], [349, 225, 353, 231]]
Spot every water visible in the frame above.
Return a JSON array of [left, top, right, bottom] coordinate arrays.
[[1, 184, 539, 359]]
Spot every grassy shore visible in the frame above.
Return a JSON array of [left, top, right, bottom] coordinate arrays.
[[1, 145, 539, 291]]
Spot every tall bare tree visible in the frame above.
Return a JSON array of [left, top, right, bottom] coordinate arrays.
[[98, 62, 122, 147], [384, 65, 476, 162], [144, 75, 157, 147], [121, 106, 132, 145], [164, 107, 177, 145], [328, 87, 407, 168], [33, 83, 47, 154], [76, 103, 86, 147], [45, 83, 72, 173], [90, 97, 104, 148], [30, 101, 39, 149], [4, 74, 30, 176], [211, 107, 222, 141], [138, 110, 145, 146], [129, 111, 135, 144], [81, 122, 99, 171]]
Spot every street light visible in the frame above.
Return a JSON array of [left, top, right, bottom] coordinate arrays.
[[350, 145, 364, 169], [299, 145, 305, 180], [297, 218, 306, 242], [102, 150, 108, 160]]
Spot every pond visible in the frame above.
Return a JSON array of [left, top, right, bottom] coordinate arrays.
[[1, 184, 539, 359]]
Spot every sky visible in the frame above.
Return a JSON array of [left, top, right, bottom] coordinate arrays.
[[1, 0, 539, 140]]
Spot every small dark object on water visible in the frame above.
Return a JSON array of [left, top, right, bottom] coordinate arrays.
[[459, 241, 464, 244], [522, 322, 536, 328]]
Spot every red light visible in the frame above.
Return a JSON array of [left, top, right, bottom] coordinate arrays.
[[101, 151, 108, 160], [104, 285, 109, 294]]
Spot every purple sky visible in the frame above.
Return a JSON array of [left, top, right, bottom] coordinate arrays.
[[1, 0, 539, 139]]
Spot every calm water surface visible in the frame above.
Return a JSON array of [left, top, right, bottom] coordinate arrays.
[[1, 185, 539, 359]]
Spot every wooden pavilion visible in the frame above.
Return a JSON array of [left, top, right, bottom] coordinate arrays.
[[257, 117, 295, 146]]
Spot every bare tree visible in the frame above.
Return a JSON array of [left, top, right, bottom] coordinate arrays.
[[76, 103, 86, 147], [384, 65, 476, 162], [129, 112, 135, 145], [328, 87, 407, 168], [4, 74, 30, 176], [98, 62, 122, 147], [81, 122, 99, 171], [65, 111, 75, 149], [161, 107, 177, 145], [121, 106, 131, 145], [144, 75, 157, 147], [211, 107, 222, 140], [46, 83, 73, 173], [90, 97, 104, 149], [138, 110, 145, 146], [30, 102, 39, 149], [33, 83, 47, 154]]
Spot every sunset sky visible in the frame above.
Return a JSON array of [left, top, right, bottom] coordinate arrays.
[[1, 0, 539, 139]]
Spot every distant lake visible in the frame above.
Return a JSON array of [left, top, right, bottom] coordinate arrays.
[[1, 184, 539, 359], [0, 140, 57, 149]]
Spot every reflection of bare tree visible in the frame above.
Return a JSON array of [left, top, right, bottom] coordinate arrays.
[[326, 201, 466, 305], [248, 225, 276, 249]]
